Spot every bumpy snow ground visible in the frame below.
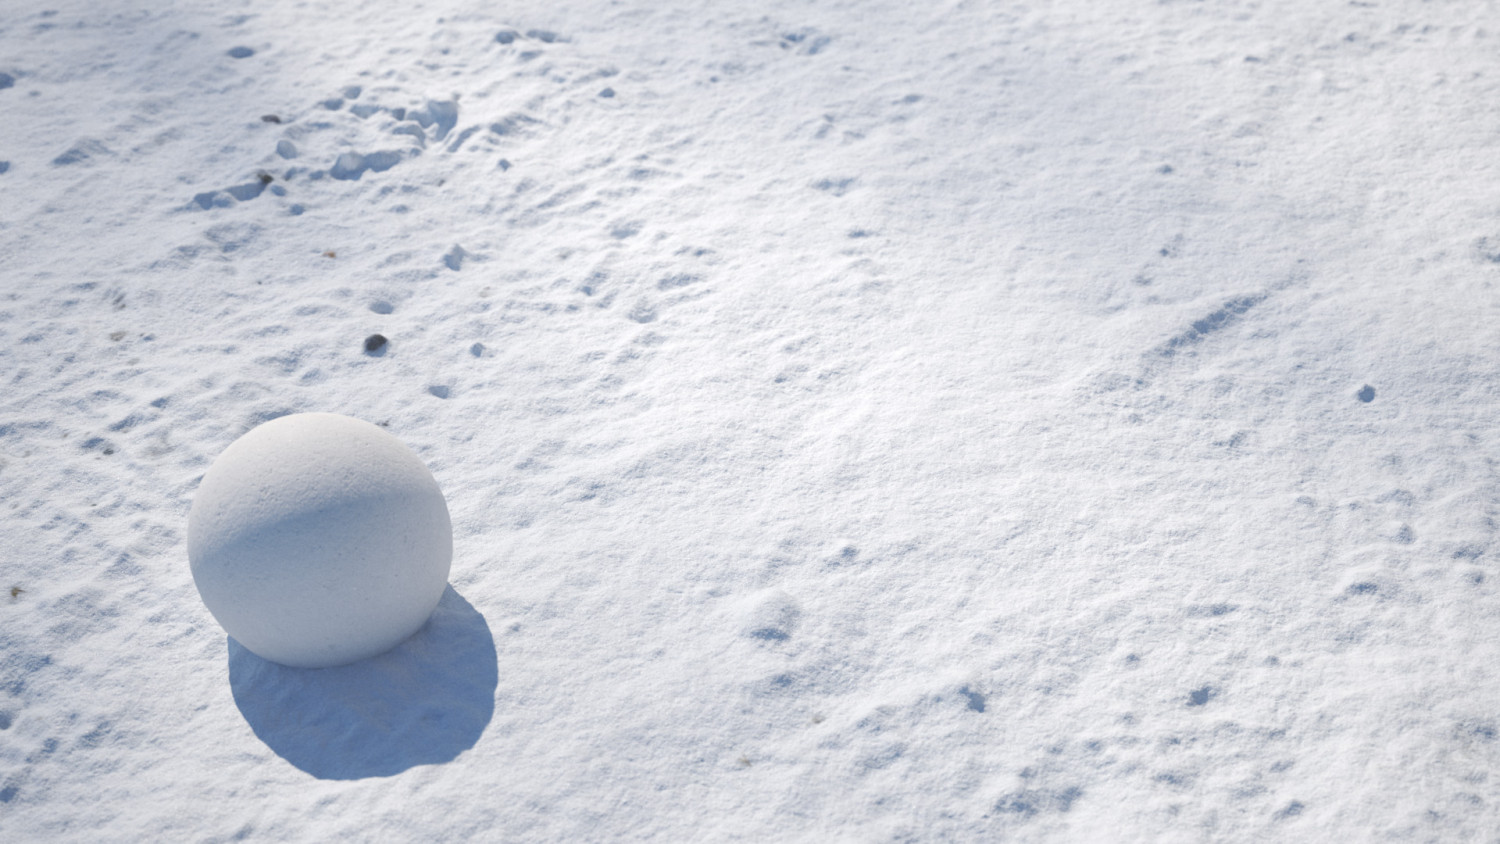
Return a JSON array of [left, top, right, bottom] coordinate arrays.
[[3, 0, 1499, 839]]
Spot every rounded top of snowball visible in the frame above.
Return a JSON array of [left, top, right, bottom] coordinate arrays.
[[189, 413, 440, 548]]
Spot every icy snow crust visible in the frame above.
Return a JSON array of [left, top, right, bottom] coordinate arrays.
[[188, 412, 452, 668], [2, 0, 1500, 840]]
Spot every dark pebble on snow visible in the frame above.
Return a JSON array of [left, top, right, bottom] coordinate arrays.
[[364, 334, 388, 354]]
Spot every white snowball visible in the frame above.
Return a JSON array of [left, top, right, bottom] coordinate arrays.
[[188, 413, 452, 668]]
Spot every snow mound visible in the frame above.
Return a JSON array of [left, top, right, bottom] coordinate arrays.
[[741, 588, 802, 641]]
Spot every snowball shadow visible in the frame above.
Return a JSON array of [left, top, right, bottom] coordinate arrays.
[[228, 585, 495, 780]]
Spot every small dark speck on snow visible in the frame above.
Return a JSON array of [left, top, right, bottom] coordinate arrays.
[[364, 334, 388, 354], [227, 46, 255, 59], [1357, 385, 1375, 402], [599, 87, 615, 98]]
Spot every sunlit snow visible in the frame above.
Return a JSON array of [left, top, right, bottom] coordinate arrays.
[[2, 0, 1499, 839]]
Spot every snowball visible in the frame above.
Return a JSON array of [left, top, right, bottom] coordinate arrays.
[[188, 413, 452, 668]]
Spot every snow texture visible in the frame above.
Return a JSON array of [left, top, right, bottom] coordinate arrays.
[[188, 413, 452, 668], [2, 0, 1500, 840]]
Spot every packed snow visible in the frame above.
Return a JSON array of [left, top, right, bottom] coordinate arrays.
[[2, 0, 1499, 840], [188, 412, 452, 668]]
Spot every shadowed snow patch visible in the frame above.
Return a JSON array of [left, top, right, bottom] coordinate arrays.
[[331, 150, 405, 180], [229, 586, 495, 780], [52, 139, 110, 166], [408, 100, 458, 141]]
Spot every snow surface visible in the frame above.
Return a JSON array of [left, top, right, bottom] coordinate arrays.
[[189, 412, 452, 668], [2, 0, 1499, 839]]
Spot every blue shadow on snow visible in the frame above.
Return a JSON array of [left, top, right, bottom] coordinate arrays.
[[228, 585, 496, 780]]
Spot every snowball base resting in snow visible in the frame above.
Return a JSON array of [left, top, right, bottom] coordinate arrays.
[[187, 413, 452, 668]]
